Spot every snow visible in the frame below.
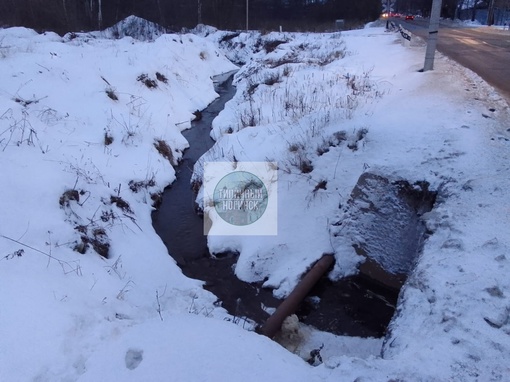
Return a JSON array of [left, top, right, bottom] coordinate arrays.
[[1, 18, 510, 381]]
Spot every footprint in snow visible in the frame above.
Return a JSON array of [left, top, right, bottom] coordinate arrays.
[[125, 348, 143, 370]]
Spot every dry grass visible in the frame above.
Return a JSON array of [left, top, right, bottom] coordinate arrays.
[[154, 139, 175, 166]]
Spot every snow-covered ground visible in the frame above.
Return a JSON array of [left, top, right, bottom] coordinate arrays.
[[1, 18, 509, 381]]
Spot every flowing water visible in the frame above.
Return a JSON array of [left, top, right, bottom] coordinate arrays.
[[151, 74, 435, 338], [151, 72, 281, 324]]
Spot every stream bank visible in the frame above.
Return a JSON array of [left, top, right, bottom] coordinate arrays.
[[151, 74, 432, 338]]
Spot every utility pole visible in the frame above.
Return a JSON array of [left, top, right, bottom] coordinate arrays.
[[386, 0, 390, 29], [487, 0, 495, 26], [246, 0, 249, 31], [423, 0, 443, 71], [198, 0, 202, 25]]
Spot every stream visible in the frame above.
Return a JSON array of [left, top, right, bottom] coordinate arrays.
[[152, 72, 399, 337], [151, 72, 281, 325]]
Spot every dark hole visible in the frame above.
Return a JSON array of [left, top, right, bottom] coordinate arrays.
[[297, 275, 398, 337]]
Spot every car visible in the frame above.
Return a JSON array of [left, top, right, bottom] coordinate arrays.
[[405, 15, 414, 20]]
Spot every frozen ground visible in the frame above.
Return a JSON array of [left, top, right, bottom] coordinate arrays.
[[1, 18, 509, 381]]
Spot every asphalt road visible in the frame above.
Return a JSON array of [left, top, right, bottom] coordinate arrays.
[[395, 18, 510, 102]]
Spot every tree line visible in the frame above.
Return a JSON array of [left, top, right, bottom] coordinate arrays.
[[394, 0, 510, 21], [0, 0, 382, 35], [392, 0, 464, 18]]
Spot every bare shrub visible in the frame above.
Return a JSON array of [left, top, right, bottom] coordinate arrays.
[[263, 72, 281, 86], [108, 112, 144, 146], [13, 95, 45, 107], [317, 49, 346, 66], [263, 39, 287, 53], [37, 107, 61, 126], [1, 234, 82, 275], [104, 130, 114, 145], [129, 176, 156, 193], [299, 158, 314, 173], [313, 180, 327, 193], [347, 142, 358, 151], [267, 53, 299, 68], [150, 192, 163, 208], [347, 127, 369, 151], [110, 195, 133, 214], [219, 33, 239, 43], [288, 142, 304, 152], [59, 189, 80, 207], [156, 72, 168, 83], [316, 140, 330, 156], [154, 139, 175, 166], [2, 249, 24, 260], [317, 131, 348, 155], [341, 95, 359, 119], [246, 81, 259, 97], [105, 87, 118, 101], [333, 130, 347, 144], [100, 76, 117, 101], [75, 225, 110, 258], [63, 159, 107, 186], [191, 179, 202, 194], [287, 150, 313, 174], [345, 70, 374, 96], [0, 108, 48, 153], [355, 127, 369, 141], [282, 65, 293, 77], [284, 136, 315, 174], [239, 108, 258, 129], [126, 95, 148, 118], [137, 74, 158, 89]]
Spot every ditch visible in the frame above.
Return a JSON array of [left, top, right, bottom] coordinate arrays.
[[151, 73, 437, 339]]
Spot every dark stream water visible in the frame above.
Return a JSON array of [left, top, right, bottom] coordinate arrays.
[[151, 72, 281, 325], [151, 73, 401, 338]]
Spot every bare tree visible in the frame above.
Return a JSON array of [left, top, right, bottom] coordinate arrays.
[[0, 0, 387, 34]]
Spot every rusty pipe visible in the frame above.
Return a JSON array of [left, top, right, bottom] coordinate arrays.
[[259, 254, 335, 338]]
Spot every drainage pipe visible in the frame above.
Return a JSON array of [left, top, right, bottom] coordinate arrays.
[[259, 254, 335, 338]]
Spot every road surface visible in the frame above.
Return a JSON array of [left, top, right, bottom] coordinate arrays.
[[395, 18, 510, 103]]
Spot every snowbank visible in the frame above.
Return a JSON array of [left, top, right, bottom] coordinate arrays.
[[1, 20, 509, 381]]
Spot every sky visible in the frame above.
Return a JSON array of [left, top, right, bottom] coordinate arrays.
[[0, 18, 509, 381]]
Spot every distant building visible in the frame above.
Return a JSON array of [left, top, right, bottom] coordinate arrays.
[[335, 19, 345, 30]]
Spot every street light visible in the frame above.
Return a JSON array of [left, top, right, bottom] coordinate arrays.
[[487, 0, 495, 26], [198, 0, 202, 25], [246, 0, 249, 31]]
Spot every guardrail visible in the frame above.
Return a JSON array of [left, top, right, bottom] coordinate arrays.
[[388, 21, 412, 45]]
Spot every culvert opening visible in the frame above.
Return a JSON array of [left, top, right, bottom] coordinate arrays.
[[292, 172, 437, 338]]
